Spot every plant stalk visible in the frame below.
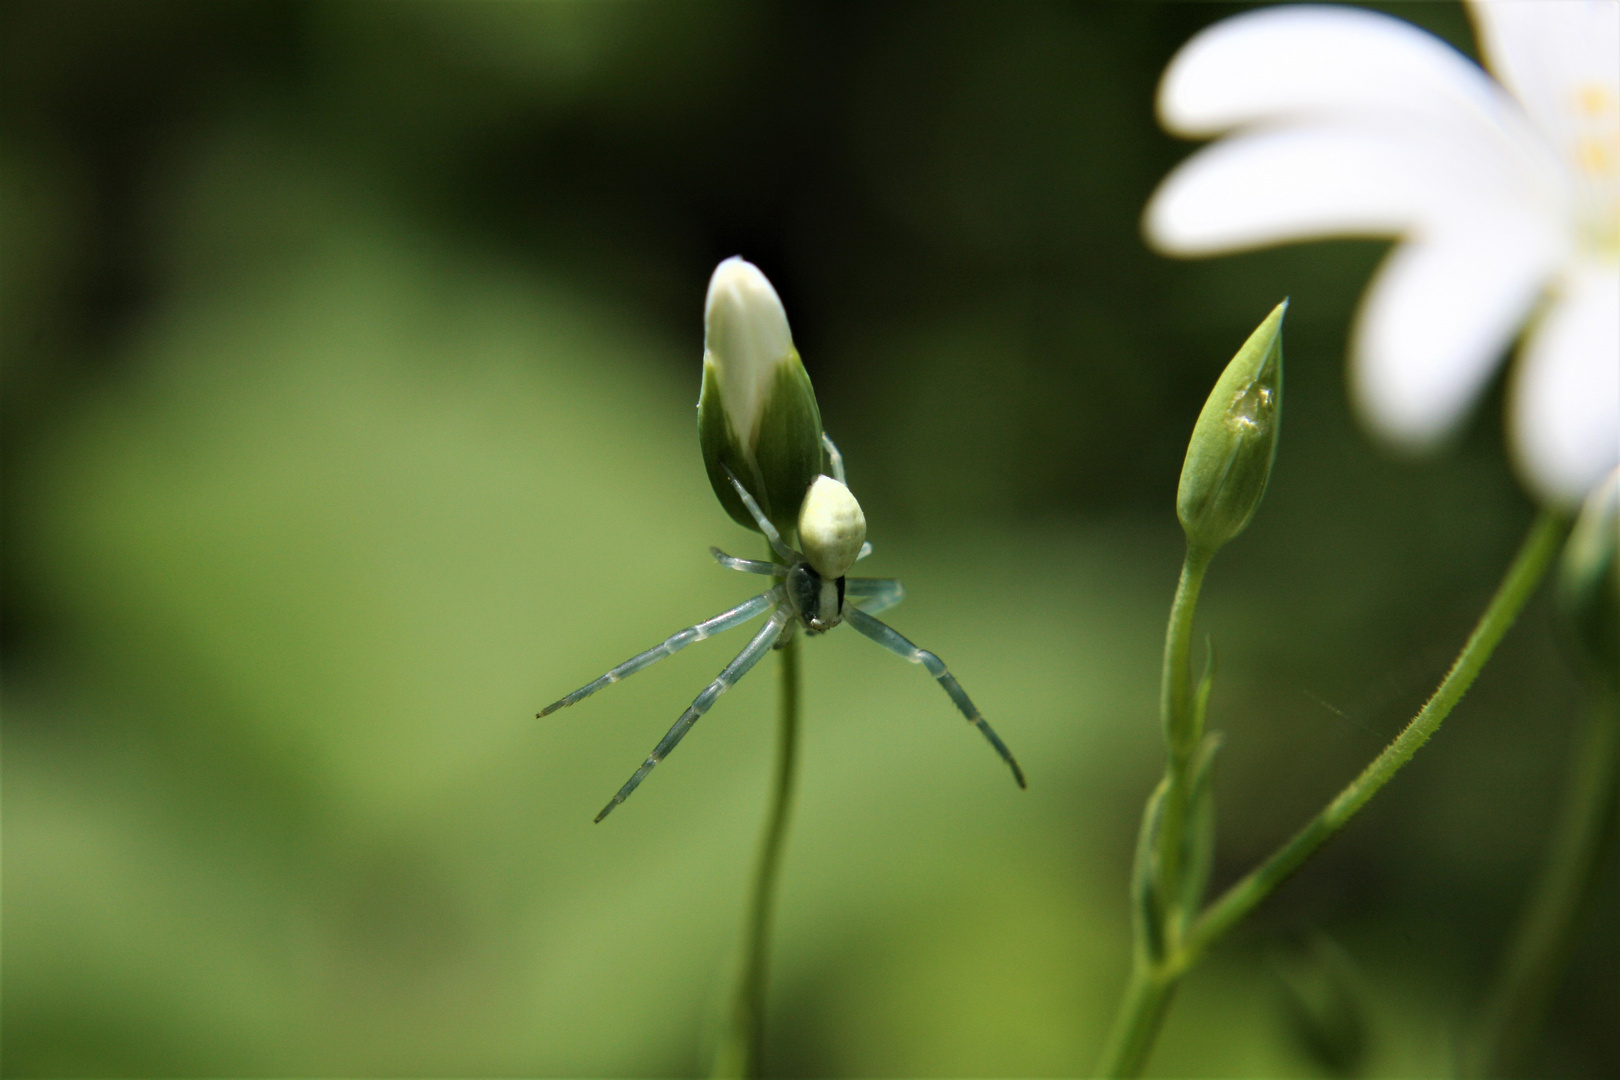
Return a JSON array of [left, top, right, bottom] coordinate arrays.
[[1094, 963, 1179, 1078], [1096, 511, 1565, 1077], [713, 622, 801, 1078], [1183, 510, 1567, 965], [1095, 549, 1211, 1077], [1162, 549, 1213, 761]]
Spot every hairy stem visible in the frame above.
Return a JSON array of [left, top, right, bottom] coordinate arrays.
[[713, 626, 801, 1078], [1182, 511, 1567, 967], [1470, 684, 1618, 1077], [1095, 512, 1565, 1077]]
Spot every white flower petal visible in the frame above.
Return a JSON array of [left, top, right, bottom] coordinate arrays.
[[1352, 223, 1566, 446], [1510, 260, 1620, 505], [1147, 124, 1520, 254], [704, 256, 794, 441], [1471, 0, 1620, 151], [1159, 4, 1507, 137], [1472, 0, 1620, 231]]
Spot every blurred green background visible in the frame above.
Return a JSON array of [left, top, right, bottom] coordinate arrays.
[[2, 2, 1613, 1075]]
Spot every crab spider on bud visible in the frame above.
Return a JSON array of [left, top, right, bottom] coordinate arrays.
[[539, 257, 1027, 821]]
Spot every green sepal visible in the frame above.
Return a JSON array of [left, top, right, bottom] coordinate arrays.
[[698, 353, 824, 538], [1177, 732, 1222, 932], [699, 358, 761, 532], [1178, 301, 1286, 556], [752, 354, 824, 536], [1190, 637, 1217, 745], [1132, 776, 1170, 965]]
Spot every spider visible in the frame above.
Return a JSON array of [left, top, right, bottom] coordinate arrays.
[[540, 435, 1027, 821]]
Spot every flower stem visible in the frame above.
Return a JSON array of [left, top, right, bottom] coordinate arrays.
[[713, 626, 801, 1078], [1163, 549, 1213, 761], [1094, 963, 1179, 1078], [1094, 550, 1211, 1078], [1469, 682, 1619, 1078], [1182, 510, 1567, 967], [1095, 511, 1565, 1078]]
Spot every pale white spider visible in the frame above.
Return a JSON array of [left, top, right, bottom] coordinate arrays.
[[540, 435, 1027, 821]]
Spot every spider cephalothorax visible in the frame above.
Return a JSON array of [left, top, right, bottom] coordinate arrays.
[[783, 562, 844, 635], [541, 435, 1025, 821]]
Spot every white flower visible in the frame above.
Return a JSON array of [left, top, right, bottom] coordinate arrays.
[[1145, 1, 1620, 505]]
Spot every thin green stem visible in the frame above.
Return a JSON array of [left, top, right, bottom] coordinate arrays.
[[1469, 684, 1619, 1078], [1181, 510, 1567, 969], [1095, 550, 1211, 1078], [1093, 963, 1179, 1078], [1097, 511, 1564, 1078], [1154, 550, 1213, 950], [1163, 549, 1213, 760], [712, 628, 801, 1078]]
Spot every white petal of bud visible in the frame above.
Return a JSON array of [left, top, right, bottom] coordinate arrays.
[[704, 256, 795, 446], [798, 475, 867, 579]]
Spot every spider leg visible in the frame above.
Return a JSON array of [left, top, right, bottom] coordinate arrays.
[[710, 546, 785, 576], [596, 606, 792, 822], [538, 589, 782, 717], [845, 576, 904, 616], [843, 607, 1026, 789], [821, 433, 847, 485], [721, 464, 798, 563]]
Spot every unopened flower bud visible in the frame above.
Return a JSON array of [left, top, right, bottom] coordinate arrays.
[[1177, 300, 1286, 555], [697, 257, 824, 538], [1557, 467, 1619, 683], [798, 475, 867, 578]]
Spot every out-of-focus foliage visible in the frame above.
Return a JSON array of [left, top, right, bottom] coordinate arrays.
[[2, 2, 1613, 1076]]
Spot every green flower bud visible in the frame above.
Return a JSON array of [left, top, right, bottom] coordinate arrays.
[[697, 257, 824, 539], [1177, 300, 1286, 555], [798, 475, 867, 578], [1557, 467, 1619, 683]]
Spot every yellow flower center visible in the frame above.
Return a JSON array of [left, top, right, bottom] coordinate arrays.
[[1570, 81, 1620, 257]]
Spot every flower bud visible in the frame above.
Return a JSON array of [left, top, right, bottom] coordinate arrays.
[[1177, 300, 1286, 555], [798, 475, 867, 578], [1557, 466, 1619, 684], [697, 257, 824, 538]]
